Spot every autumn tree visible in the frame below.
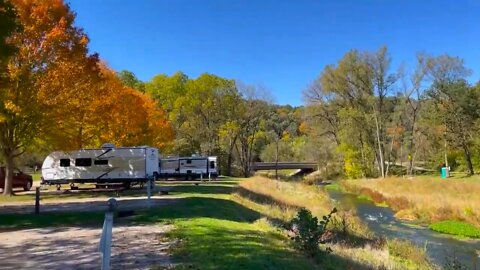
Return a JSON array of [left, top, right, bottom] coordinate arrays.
[[98, 67, 174, 149], [234, 83, 270, 177], [0, 0, 17, 69], [264, 105, 298, 178], [1, 0, 90, 195]]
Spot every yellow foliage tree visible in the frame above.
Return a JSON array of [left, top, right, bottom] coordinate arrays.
[[0, 0, 90, 195]]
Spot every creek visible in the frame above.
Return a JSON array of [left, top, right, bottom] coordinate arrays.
[[327, 189, 480, 268]]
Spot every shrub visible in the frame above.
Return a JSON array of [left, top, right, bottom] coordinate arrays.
[[287, 208, 337, 257], [387, 239, 431, 267]]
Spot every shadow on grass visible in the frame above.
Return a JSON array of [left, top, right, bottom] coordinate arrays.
[[0, 212, 105, 232], [167, 222, 319, 270], [159, 184, 234, 196], [234, 186, 299, 210], [135, 197, 261, 224]]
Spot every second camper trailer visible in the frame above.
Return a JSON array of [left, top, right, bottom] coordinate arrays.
[[159, 156, 217, 180]]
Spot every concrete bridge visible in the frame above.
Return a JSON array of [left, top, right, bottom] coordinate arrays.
[[251, 162, 318, 171]]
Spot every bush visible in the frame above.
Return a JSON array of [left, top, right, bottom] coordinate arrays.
[[387, 239, 431, 267], [287, 208, 337, 257]]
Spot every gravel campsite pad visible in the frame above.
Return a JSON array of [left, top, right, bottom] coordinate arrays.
[[0, 224, 174, 270]]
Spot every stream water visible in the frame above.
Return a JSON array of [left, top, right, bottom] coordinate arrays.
[[327, 190, 480, 268]]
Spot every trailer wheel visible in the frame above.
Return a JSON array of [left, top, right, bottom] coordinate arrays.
[[23, 180, 32, 191], [150, 180, 155, 190]]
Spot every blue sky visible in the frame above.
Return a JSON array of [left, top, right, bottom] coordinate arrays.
[[69, 0, 479, 106]]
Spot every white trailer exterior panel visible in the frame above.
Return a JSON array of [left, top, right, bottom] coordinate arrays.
[[41, 147, 159, 184]]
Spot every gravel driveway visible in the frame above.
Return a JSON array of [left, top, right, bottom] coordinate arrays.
[[0, 224, 174, 270]]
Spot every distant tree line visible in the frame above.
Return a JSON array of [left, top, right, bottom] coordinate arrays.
[[303, 47, 480, 178]]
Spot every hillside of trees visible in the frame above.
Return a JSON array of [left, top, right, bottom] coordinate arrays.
[[2, 0, 479, 196]]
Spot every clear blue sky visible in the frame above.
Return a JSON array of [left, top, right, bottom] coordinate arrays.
[[69, 0, 479, 106]]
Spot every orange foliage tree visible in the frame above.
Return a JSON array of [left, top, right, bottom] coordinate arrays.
[[0, 0, 90, 195], [1, 0, 173, 195], [97, 67, 174, 150]]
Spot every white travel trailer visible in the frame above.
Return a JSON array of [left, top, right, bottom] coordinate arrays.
[[41, 144, 159, 187], [159, 156, 218, 180]]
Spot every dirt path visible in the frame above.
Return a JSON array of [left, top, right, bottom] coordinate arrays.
[[0, 224, 174, 270]]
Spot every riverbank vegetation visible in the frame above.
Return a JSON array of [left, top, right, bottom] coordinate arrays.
[[429, 220, 480, 238], [236, 177, 434, 269], [341, 176, 480, 236]]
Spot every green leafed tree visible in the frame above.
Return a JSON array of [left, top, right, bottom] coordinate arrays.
[[117, 70, 145, 92], [425, 55, 478, 175]]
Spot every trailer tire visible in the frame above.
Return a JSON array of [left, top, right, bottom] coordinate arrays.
[[23, 180, 32, 191], [150, 180, 155, 190]]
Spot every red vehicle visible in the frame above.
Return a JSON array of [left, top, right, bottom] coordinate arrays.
[[0, 167, 33, 191]]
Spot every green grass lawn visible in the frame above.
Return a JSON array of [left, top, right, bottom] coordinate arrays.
[[429, 220, 480, 238], [0, 211, 105, 230]]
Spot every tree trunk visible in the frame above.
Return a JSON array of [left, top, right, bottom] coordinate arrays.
[[275, 139, 279, 179], [3, 152, 14, 196], [462, 144, 474, 175], [374, 113, 385, 178], [226, 151, 233, 176], [385, 137, 394, 177]]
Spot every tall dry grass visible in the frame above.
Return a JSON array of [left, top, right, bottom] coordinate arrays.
[[236, 176, 332, 220], [343, 177, 480, 226]]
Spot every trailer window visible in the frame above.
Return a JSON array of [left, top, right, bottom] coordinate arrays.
[[75, 158, 92, 167], [60, 159, 70, 167], [94, 159, 108, 165], [186, 159, 192, 164], [210, 161, 215, 169]]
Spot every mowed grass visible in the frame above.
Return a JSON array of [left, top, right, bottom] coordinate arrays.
[[429, 220, 480, 238], [0, 188, 145, 203], [0, 211, 105, 230]]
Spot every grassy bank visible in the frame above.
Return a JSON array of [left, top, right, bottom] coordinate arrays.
[[342, 176, 480, 237]]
